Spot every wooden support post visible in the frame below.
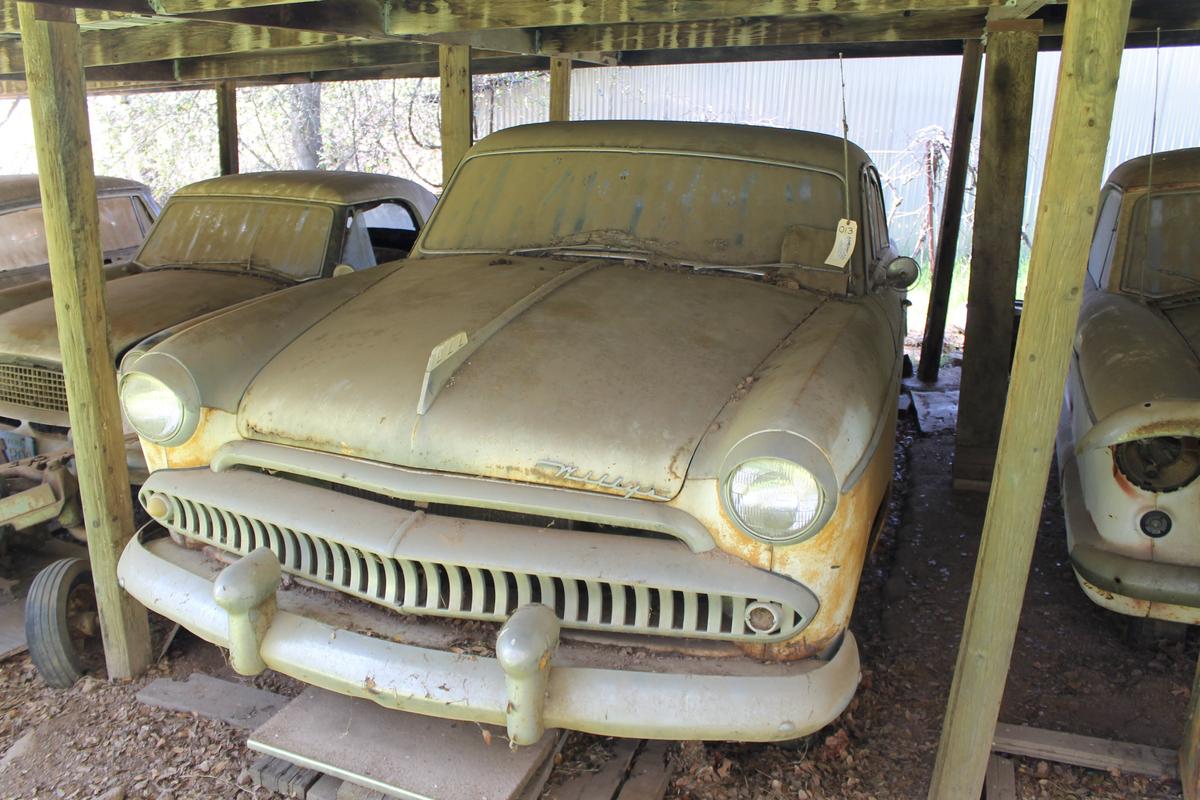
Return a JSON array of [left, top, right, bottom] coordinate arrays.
[[926, 1, 1130, 797], [16, 1, 152, 680], [1182, 658, 1200, 798], [438, 43, 471, 184], [216, 80, 238, 175], [952, 19, 1041, 489], [917, 38, 982, 383], [549, 55, 571, 121]]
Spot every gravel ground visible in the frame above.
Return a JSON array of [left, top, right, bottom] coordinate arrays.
[[0, 399, 1193, 799]]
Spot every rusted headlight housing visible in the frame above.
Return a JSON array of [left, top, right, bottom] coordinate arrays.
[[1114, 436, 1200, 493], [118, 353, 201, 446]]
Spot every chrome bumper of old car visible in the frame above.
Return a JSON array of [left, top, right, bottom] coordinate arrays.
[[1062, 453, 1200, 622], [118, 531, 860, 744]]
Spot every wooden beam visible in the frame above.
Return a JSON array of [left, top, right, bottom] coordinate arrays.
[[993, 723, 1176, 778], [952, 18, 1040, 488], [0, 18, 347, 74], [15, 0, 151, 681], [539, 9, 987, 53], [438, 43, 471, 184], [548, 55, 570, 121], [216, 80, 237, 174], [926, 0, 1131, 797], [382, 0, 1021, 36], [1183, 656, 1200, 799], [154, 0, 316, 12], [917, 38, 982, 383]]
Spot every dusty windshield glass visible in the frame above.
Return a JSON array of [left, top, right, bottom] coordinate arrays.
[[420, 150, 847, 267], [1121, 190, 1200, 298], [0, 197, 145, 271], [138, 198, 333, 279]]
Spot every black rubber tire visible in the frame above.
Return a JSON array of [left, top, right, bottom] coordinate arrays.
[[24, 557, 94, 689]]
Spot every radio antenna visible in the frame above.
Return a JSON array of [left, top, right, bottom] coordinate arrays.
[[838, 52, 851, 219], [1138, 27, 1161, 301]]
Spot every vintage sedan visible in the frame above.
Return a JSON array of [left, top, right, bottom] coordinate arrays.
[[117, 122, 916, 743], [0, 174, 157, 298], [11, 170, 434, 687], [1058, 147, 1200, 633]]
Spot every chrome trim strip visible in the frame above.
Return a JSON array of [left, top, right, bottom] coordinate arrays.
[[212, 439, 716, 553]]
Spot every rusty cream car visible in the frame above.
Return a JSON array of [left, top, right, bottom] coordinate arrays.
[[1059, 147, 1200, 631], [0, 170, 435, 522], [117, 122, 916, 743]]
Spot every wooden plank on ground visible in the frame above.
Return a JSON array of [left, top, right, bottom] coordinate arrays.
[[910, 389, 959, 434], [0, 595, 25, 660], [136, 672, 287, 730], [993, 723, 1177, 779], [547, 738, 639, 800], [616, 741, 674, 800], [250, 687, 559, 800], [984, 754, 1016, 800]]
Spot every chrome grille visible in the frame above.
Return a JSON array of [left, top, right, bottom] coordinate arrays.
[[0, 363, 68, 413], [144, 488, 807, 643]]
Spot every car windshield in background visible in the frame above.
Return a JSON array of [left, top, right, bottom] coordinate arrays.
[[137, 198, 333, 279], [0, 196, 145, 271], [420, 149, 847, 267], [1122, 190, 1200, 298]]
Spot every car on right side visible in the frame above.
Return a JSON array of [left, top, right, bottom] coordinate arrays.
[[1059, 147, 1200, 631]]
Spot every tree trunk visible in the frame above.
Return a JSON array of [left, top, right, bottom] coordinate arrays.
[[289, 84, 322, 170]]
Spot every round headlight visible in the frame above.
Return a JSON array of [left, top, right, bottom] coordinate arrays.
[[120, 373, 185, 442], [726, 457, 824, 542]]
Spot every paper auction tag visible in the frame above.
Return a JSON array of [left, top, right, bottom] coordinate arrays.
[[824, 218, 858, 268]]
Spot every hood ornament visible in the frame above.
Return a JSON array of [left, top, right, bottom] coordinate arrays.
[[535, 459, 670, 500]]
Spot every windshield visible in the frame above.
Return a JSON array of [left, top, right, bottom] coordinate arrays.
[[0, 196, 145, 271], [1121, 190, 1200, 299], [137, 197, 334, 279], [418, 149, 848, 267]]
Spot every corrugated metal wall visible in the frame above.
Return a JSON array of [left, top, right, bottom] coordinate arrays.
[[489, 47, 1200, 259]]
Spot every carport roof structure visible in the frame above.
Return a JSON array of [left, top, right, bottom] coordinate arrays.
[[5, 3, 1200, 800]]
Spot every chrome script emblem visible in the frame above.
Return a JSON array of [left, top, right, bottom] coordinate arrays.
[[535, 459, 670, 500]]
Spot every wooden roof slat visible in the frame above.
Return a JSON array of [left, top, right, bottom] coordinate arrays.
[[0, 17, 349, 73], [154, 0, 318, 13], [538, 9, 988, 54]]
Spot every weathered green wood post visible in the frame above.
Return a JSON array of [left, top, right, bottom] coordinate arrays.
[[17, 0, 152, 680]]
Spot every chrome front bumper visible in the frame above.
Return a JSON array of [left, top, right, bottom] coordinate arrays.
[[118, 530, 860, 744]]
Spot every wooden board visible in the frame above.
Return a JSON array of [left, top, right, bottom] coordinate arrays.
[[926, 0, 1132, 796], [910, 389, 959, 434], [0, 595, 25, 660], [249, 687, 560, 800], [993, 723, 1177, 779], [438, 43, 471, 183], [136, 672, 287, 731], [616, 742, 674, 800], [547, 739, 638, 800], [984, 754, 1016, 800]]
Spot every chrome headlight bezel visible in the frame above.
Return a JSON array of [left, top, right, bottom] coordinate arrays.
[[118, 352, 201, 446], [720, 431, 839, 545]]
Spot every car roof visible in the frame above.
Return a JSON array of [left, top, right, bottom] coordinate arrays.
[[174, 170, 436, 213], [466, 120, 873, 177], [0, 174, 151, 212], [1106, 147, 1200, 190]]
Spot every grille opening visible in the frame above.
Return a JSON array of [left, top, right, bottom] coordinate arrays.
[[0, 416, 20, 429], [0, 363, 68, 413], [29, 423, 70, 436], [146, 488, 803, 642], [232, 467, 679, 544]]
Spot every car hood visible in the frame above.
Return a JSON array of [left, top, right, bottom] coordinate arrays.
[[239, 255, 822, 499], [0, 268, 279, 365]]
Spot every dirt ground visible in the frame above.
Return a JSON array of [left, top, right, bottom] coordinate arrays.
[[0, 374, 1194, 799]]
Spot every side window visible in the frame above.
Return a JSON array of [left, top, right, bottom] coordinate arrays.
[[132, 195, 157, 232], [97, 196, 147, 261], [361, 200, 419, 264], [1087, 188, 1122, 288], [861, 167, 889, 262], [340, 211, 377, 270]]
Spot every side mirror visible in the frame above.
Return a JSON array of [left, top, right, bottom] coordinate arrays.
[[332, 263, 355, 277], [883, 256, 919, 289]]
